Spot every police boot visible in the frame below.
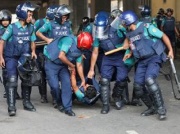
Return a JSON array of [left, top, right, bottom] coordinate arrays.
[[131, 89, 142, 106], [39, 81, 48, 103], [112, 81, 126, 110], [100, 78, 110, 114], [140, 93, 155, 116], [7, 87, 16, 116], [6, 76, 18, 116], [146, 78, 166, 120], [122, 81, 130, 105], [22, 86, 36, 112]]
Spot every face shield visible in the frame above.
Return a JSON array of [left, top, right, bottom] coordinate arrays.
[[110, 15, 127, 30], [92, 24, 108, 39]]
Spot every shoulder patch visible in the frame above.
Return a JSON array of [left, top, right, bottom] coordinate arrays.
[[144, 23, 150, 28]]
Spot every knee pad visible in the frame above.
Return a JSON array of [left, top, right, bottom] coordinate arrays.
[[145, 77, 159, 93], [6, 76, 18, 88], [100, 78, 110, 86], [133, 83, 144, 98]]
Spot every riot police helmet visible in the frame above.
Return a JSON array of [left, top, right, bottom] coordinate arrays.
[[46, 5, 59, 20], [139, 5, 151, 17], [16, 2, 36, 20], [0, 9, 12, 23]]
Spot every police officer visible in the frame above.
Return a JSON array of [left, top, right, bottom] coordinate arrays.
[[0, 2, 37, 116], [118, 10, 174, 120], [156, 8, 166, 30], [161, 8, 180, 58], [88, 11, 129, 114], [34, 5, 59, 103], [44, 32, 93, 116], [36, 4, 73, 107], [139, 5, 157, 27], [0, 9, 21, 99]]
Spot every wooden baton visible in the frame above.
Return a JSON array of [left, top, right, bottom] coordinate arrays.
[[35, 41, 47, 46], [105, 47, 124, 55]]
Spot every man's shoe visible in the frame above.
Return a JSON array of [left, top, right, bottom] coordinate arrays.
[[141, 108, 155, 116], [41, 96, 48, 103], [65, 110, 76, 116], [115, 101, 123, 110], [58, 105, 65, 113]]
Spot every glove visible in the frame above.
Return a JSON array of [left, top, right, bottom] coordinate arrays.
[[75, 90, 85, 101]]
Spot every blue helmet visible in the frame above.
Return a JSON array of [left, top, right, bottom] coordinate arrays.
[[119, 10, 138, 26], [0, 9, 12, 22], [139, 5, 151, 17], [93, 11, 110, 39], [16, 2, 36, 20], [54, 4, 72, 24], [46, 5, 59, 20], [94, 11, 109, 26]]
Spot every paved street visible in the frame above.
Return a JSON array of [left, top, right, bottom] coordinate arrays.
[[0, 58, 180, 134]]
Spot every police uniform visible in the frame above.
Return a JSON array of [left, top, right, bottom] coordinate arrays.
[[1, 21, 36, 115], [44, 35, 82, 116], [34, 18, 49, 103], [126, 22, 167, 119], [94, 26, 129, 113]]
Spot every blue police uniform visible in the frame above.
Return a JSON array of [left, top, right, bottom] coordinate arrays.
[[161, 16, 176, 44], [94, 25, 129, 113], [34, 18, 49, 103], [44, 35, 82, 114], [1, 21, 36, 114], [126, 22, 167, 118]]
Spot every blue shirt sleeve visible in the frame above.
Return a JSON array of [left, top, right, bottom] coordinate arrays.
[[38, 21, 51, 33], [59, 37, 73, 53], [92, 38, 99, 47], [148, 24, 163, 38]]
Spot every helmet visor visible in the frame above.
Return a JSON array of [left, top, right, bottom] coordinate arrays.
[[92, 25, 108, 39], [110, 16, 124, 29]]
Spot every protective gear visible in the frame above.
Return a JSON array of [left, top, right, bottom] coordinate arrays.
[[98, 26, 125, 52], [139, 5, 151, 17], [166, 8, 173, 14], [22, 85, 36, 111], [47, 35, 82, 64], [112, 81, 126, 110], [6, 76, 17, 116], [15, 2, 36, 20], [0, 9, 12, 23], [77, 32, 93, 50], [46, 5, 59, 20], [111, 9, 122, 18], [82, 16, 90, 25], [4, 23, 34, 57], [157, 8, 165, 15], [54, 4, 72, 24], [100, 78, 110, 114], [17, 54, 42, 86], [93, 11, 110, 39], [126, 23, 165, 59], [111, 10, 138, 29], [146, 77, 166, 120]]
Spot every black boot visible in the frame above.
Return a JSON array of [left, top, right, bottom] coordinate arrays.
[[131, 89, 142, 106], [146, 78, 166, 120], [112, 81, 127, 110], [140, 93, 155, 116], [122, 80, 130, 105], [7, 87, 16, 116], [39, 81, 48, 103], [100, 78, 110, 114], [22, 85, 36, 112]]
